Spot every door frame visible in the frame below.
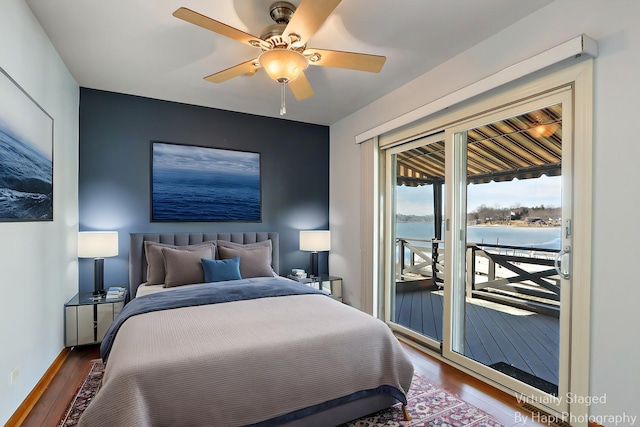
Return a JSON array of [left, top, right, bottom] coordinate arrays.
[[384, 132, 446, 350], [443, 87, 573, 415], [377, 59, 593, 424]]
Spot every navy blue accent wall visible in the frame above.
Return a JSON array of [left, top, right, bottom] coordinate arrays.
[[79, 88, 329, 293]]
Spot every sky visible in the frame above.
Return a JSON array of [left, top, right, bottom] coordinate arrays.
[[153, 142, 259, 176], [396, 175, 562, 215]]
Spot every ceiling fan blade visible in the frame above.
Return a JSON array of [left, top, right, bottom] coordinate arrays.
[[204, 59, 260, 83], [288, 72, 315, 100], [305, 48, 386, 73], [173, 7, 263, 48], [284, 0, 342, 45]]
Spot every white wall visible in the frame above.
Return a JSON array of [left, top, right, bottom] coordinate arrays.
[[330, 0, 640, 421], [0, 0, 79, 423]]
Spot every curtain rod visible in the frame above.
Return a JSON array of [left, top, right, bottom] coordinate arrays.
[[355, 34, 597, 144]]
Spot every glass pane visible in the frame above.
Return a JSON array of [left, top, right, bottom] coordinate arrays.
[[453, 104, 562, 395], [391, 139, 445, 343]]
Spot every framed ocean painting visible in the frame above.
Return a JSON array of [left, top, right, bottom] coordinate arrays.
[[151, 141, 261, 222], [0, 67, 54, 221]]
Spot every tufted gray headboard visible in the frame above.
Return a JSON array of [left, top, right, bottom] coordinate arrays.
[[129, 232, 279, 298]]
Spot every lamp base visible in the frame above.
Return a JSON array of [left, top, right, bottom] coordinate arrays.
[[309, 251, 319, 278], [93, 257, 105, 296]]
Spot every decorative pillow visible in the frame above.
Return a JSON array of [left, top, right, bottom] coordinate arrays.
[[201, 257, 242, 283], [216, 240, 274, 278], [144, 241, 216, 285], [161, 246, 214, 288]]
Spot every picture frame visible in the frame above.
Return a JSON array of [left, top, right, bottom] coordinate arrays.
[[151, 141, 261, 222], [0, 66, 54, 221]]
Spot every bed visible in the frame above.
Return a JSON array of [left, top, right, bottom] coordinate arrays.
[[78, 232, 414, 427]]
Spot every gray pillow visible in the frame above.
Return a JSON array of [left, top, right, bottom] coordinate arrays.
[[217, 240, 274, 278], [161, 246, 213, 287], [145, 241, 216, 285]]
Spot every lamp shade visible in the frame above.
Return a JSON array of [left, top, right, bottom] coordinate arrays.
[[300, 230, 331, 252], [78, 231, 119, 258], [259, 49, 308, 83]]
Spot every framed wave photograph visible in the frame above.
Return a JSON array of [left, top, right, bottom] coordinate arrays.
[[151, 141, 261, 222], [0, 67, 54, 221]]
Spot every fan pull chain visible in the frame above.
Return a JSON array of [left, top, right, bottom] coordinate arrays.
[[280, 81, 287, 115]]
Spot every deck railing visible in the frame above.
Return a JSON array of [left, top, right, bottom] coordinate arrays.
[[396, 237, 561, 307], [396, 237, 444, 283]]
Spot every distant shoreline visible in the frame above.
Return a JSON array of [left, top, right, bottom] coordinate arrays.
[[471, 224, 561, 228], [397, 220, 561, 228], [470, 219, 561, 228]]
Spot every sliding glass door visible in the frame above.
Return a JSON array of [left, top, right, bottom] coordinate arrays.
[[384, 87, 575, 415], [377, 60, 593, 424], [385, 133, 445, 347], [444, 89, 573, 412]]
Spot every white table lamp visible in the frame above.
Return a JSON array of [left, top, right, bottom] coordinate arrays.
[[78, 231, 119, 295], [300, 230, 331, 278]]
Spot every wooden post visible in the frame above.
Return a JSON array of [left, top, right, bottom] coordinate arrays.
[[466, 246, 475, 298], [398, 239, 405, 279]]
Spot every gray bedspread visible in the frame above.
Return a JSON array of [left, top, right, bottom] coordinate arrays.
[[100, 277, 328, 362], [78, 277, 414, 427]]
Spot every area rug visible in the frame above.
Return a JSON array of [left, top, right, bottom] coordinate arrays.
[[59, 359, 105, 427], [59, 360, 506, 427]]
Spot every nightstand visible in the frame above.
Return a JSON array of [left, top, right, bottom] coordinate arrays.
[[289, 274, 343, 302], [64, 290, 126, 347]]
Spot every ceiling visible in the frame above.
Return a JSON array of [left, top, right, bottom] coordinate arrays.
[[25, 0, 554, 125]]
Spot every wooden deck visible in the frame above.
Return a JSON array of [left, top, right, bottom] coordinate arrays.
[[395, 288, 559, 391]]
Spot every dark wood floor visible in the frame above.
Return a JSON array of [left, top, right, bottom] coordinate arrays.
[[18, 342, 550, 427], [396, 289, 559, 387], [20, 345, 99, 427], [401, 342, 550, 427]]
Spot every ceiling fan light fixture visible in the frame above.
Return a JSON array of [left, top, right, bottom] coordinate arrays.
[[259, 49, 309, 83], [175, 2, 387, 116]]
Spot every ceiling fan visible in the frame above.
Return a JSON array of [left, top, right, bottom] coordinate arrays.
[[173, 0, 386, 114]]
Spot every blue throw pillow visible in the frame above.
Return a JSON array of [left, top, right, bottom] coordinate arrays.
[[201, 257, 242, 283]]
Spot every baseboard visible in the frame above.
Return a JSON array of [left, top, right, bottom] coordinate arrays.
[[5, 348, 71, 427]]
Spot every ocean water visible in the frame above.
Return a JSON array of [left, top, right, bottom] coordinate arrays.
[[152, 168, 260, 221], [0, 129, 53, 220], [396, 221, 561, 250]]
